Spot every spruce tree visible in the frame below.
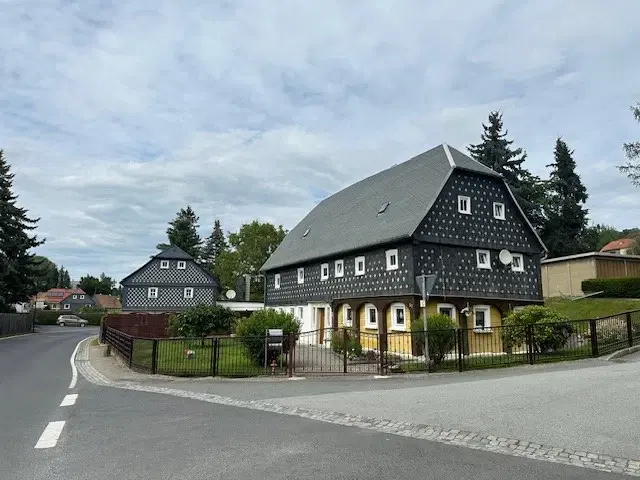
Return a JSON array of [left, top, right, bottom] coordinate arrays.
[[0, 150, 44, 310], [202, 219, 227, 271], [156, 205, 203, 260], [542, 138, 589, 257], [617, 102, 640, 186], [468, 111, 547, 231]]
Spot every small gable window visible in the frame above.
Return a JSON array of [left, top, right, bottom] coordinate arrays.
[[177, 261, 186, 269], [355, 256, 366, 276], [160, 260, 169, 269], [63, 304, 70, 310], [80, 295, 84, 299], [72, 295, 77, 299], [321, 263, 329, 281], [458, 195, 471, 214], [274, 273, 281, 289], [476, 249, 491, 269], [297, 267, 304, 284], [385, 249, 398, 271], [148, 287, 158, 299], [493, 202, 505, 220], [335, 259, 344, 277], [184, 287, 194, 299], [511, 253, 524, 272]]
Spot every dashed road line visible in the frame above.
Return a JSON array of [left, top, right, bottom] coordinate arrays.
[[60, 394, 78, 407], [34, 421, 65, 449]]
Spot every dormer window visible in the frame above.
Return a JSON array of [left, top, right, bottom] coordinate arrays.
[[458, 195, 471, 214], [177, 261, 186, 269], [160, 260, 169, 269], [321, 263, 329, 281], [297, 267, 304, 284], [274, 273, 281, 289], [493, 202, 505, 220]]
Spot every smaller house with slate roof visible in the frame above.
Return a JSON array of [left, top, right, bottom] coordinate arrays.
[[260, 143, 548, 354], [120, 245, 219, 313]]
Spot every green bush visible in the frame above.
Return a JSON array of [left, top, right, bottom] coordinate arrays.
[[235, 308, 301, 366], [410, 313, 457, 366], [582, 277, 640, 298], [35, 310, 103, 326], [169, 304, 236, 345], [502, 306, 573, 353], [330, 328, 363, 359]]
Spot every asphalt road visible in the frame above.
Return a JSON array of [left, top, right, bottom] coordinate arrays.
[[0, 329, 630, 479]]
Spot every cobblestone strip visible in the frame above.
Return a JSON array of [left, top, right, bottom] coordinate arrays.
[[75, 342, 640, 477]]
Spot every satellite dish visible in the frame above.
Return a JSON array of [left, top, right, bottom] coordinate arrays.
[[499, 249, 513, 265], [225, 289, 237, 300]]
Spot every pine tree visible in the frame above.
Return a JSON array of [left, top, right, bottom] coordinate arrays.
[[0, 150, 44, 310], [468, 111, 547, 231], [618, 102, 640, 186], [542, 138, 589, 257], [202, 219, 227, 271], [156, 205, 203, 260]]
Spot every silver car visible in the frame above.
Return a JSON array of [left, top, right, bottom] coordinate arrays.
[[56, 314, 89, 327]]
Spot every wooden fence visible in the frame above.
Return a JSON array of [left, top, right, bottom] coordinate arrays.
[[0, 313, 33, 336], [102, 313, 172, 340]]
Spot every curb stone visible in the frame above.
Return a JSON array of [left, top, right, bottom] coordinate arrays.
[[74, 337, 640, 477]]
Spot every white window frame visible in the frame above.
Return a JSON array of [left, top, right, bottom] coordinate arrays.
[[476, 249, 491, 269], [72, 295, 77, 299], [274, 273, 281, 289], [334, 259, 344, 277], [297, 307, 304, 320], [390, 302, 407, 331], [148, 287, 158, 299], [320, 263, 329, 281], [80, 295, 84, 299], [385, 249, 399, 271], [177, 261, 186, 270], [458, 195, 471, 214], [183, 287, 194, 299], [365, 303, 377, 329], [437, 303, 457, 320], [297, 267, 304, 284], [493, 202, 505, 220], [160, 260, 169, 269], [511, 253, 524, 272], [473, 305, 492, 333], [343, 305, 353, 327], [355, 256, 366, 276], [513, 306, 525, 313], [63, 304, 70, 310]]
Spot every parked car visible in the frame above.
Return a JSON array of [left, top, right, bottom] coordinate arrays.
[[56, 314, 89, 327]]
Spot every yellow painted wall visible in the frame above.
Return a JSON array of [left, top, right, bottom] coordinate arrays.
[[541, 258, 596, 297], [386, 304, 412, 355]]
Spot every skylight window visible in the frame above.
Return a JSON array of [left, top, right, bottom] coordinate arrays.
[[302, 228, 310, 237], [377, 202, 390, 214]]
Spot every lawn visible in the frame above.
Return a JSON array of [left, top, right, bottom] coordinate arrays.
[[131, 337, 265, 377], [544, 297, 640, 320]]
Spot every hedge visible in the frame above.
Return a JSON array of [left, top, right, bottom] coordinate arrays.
[[582, 277, 640, 298], [34, 310, 104, 326]]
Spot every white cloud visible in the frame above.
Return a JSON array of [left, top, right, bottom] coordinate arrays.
[[1, 0, 639, 281]]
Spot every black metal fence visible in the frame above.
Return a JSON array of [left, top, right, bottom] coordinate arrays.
[[102, 309, 640, 377], [0, 313, 33, 337]]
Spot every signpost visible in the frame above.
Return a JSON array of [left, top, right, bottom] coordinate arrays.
[[415, 274, 437, 371]]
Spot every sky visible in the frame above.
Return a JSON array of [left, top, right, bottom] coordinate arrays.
[[1, 0, 639, 283]]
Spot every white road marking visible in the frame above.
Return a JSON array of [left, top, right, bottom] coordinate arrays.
[[34, 421, 65, 449], [373, 375, 390, 379], [60, 394, 78, 407], [68, 338, 83, 389]]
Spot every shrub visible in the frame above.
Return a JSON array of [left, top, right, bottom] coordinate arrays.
[[235, 308, 301, 366], [410, 313, 457, 366], [35, 310, 103, 326], [582, 277, 640, 298], [502, 306, 573, 353], [330, 329, 363, 359], [169, 304, 236, 345]]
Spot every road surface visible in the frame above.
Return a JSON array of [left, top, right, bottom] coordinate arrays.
[[0, 328, 632, 479]]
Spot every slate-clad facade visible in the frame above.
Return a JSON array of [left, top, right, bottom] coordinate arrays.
[[120, 246, 218, 313], [60, 290, 95, 312], [261, 143, 547, 348]]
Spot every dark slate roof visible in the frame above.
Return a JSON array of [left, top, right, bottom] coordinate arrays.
[[154, 245, 194, 260], [261, 143, 545, 271]]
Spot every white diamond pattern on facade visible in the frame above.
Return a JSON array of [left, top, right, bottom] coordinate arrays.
[[128, 260, 213, 284]]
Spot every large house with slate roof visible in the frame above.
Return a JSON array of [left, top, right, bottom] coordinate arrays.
[[260, 143, 547, 350], [120, 245, 218, 313]]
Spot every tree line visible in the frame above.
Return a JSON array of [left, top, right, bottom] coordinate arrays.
[[467, 106, 640, 258], [155, 206, 286, 302]]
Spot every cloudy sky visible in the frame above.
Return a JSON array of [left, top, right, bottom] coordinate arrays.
[[2, 0, 639, 282]]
